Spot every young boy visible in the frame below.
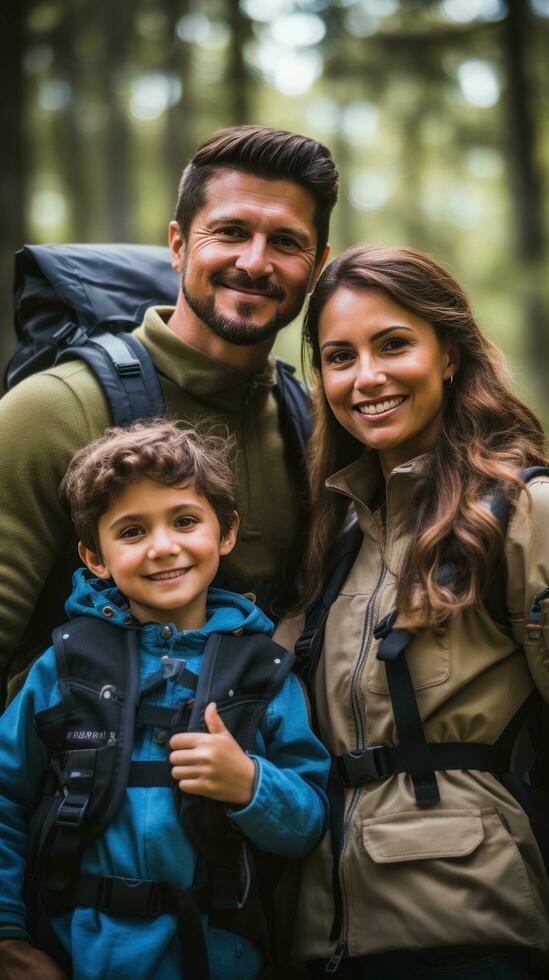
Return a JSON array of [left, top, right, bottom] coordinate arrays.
[[0, 421, 329, 980]]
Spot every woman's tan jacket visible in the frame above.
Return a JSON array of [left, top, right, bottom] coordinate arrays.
[[278, 454, 549, 963]]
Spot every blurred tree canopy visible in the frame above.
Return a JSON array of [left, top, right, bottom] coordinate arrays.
[[1, 0, 548, 425]]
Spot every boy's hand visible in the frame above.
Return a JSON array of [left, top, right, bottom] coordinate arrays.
[[169, 702, 255, 807], [0, 939, 68, 979]]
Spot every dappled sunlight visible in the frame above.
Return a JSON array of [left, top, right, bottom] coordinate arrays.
[[457, 59, 500, 107]]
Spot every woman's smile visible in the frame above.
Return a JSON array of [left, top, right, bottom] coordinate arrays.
[[354, 394, 408, 419]]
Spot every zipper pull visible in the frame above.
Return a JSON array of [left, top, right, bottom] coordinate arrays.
[[324, 940, 346, 974], [526, 587, 549, 641]]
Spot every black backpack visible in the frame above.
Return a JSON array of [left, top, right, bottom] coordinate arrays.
[[7, 244, 312, 443], [4, 244, 312, 695]]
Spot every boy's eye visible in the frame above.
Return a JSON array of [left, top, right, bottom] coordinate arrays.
[[120, 526, 143, 539], [175, 516, 198, 530]]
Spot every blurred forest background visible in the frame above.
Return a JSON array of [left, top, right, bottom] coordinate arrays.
[[1, 0, 548, 425]]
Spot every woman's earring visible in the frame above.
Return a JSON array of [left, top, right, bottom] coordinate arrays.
[[445, 375, 454, 386]]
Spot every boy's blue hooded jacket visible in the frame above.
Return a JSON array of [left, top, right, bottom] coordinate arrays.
[[0, 571, 330, 980]]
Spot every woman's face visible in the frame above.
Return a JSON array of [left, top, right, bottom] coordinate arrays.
[[318, 286, 457, 475]]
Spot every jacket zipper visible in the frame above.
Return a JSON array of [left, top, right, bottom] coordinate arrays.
[[327, 502, 388, 971]]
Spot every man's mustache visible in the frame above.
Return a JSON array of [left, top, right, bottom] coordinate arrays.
[[213, 272, 285, 300]]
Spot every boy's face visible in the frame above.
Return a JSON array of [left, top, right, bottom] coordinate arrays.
[[79, 478, 238, 631]]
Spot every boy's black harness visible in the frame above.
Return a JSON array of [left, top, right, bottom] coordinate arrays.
[[296, 467, 549, 942], [28, 612, 295, 980]]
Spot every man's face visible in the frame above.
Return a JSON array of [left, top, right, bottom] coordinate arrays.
[[170, 169, 326, 346]]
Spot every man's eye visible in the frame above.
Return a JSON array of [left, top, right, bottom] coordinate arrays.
[[218, 226, 245, 239], [273, 236, 299, 250], [175, 516, 197, 530], [120, 526, 143, 539]]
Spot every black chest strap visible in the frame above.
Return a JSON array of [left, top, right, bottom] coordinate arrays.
[[336, 613, 538, 808], [373, 613, 440, 806]]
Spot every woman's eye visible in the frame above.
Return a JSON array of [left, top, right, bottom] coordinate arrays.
[[382, 337, 409, 353], [120, 526, 143, 539], [326, 349, 355, 365]]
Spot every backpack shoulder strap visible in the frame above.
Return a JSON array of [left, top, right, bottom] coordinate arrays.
[[175, 632, 295, 938], [55, 331, 164, 426], [186, 632, 295, 749], [35, 617, 140, 851], [295, 517, 364, 692], [482, 466, 549, 627], [274, 358, 312, 461]]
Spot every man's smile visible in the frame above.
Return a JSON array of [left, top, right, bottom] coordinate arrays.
[[214, 273, 284, 300]]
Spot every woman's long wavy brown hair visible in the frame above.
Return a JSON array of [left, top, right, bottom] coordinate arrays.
[[296, 245, 547, 629]]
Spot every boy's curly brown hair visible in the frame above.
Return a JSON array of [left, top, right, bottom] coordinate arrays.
[[60, 419, 237, 555]]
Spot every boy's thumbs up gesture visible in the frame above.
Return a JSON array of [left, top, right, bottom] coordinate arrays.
[[169, 703, 256, 807]]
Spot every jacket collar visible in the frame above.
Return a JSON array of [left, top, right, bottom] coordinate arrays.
[[134, 307, 275, 413], [326, 450, 434, 522]]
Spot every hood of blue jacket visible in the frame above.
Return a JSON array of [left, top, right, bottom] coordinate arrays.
[[65, 567, 273, 642]]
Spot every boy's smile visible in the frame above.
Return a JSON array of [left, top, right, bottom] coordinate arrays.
[[79, 478, 238, 632]]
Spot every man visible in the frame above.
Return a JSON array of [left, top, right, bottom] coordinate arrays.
[[0, 125, 338, 698]]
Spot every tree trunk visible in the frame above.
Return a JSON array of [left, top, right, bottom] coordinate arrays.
[[100, 0, 134, 241], [500, 0, 548, 414], [0, 0, 26, 385], [164, 0, 194, 208], [226, 1, 251, 125], [54, 3, 92, 240]]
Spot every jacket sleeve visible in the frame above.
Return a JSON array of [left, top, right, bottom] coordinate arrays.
[[228, 671, 330, 858], [0, 365, 109, 678], [505, 475, 549, 702], [0, 648, 60, 932]]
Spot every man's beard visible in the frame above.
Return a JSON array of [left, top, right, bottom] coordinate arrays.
[[181, 268, 308, 347]]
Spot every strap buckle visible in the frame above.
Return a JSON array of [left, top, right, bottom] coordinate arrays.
[[373, 609, 398, 640], [336, 745, 391, 786], [56, 793, 89, 828], [115, 358, 141, 377], [52, 321, 88, 347], [98, 876, 164, 916]]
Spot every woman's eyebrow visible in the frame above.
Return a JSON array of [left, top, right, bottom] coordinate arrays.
[[371, 325, 414, 340], [320, 325, 414, 351], [320, 339, 353, 351]]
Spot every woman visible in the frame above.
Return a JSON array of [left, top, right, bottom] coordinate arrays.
[[288, 246, 549, 979]]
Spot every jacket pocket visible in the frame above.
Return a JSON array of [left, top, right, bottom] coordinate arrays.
[[367, 630, 450, 694], [362, 809, 483, 862], [345, 807, 543, 953]]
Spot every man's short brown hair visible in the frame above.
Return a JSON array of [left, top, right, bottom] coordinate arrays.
[[175, 125, 339, 262], [60, 420, 237, 555]]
